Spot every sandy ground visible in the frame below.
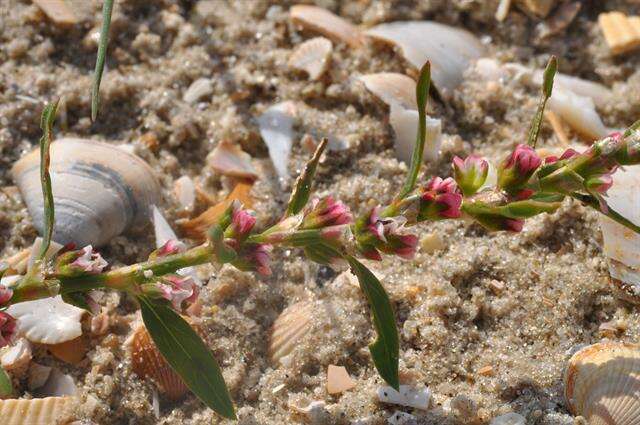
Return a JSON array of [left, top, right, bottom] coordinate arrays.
[[1, 1, 640, 424]]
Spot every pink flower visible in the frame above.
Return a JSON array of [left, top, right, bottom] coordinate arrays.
[[419, 177, 463, 220], [498, 144, 542, 191], [504, 219, 524, 232], [587, 173, 614, 195], [70, 246, 108, 274], [545, 148, 580, 164], [452, 155, 489, 196], [358, 207, 418, 260], [0, 285, 12, 305], [238, 243, 272, 276], [231, 208, 257, 239], [302, 196, 352, 229], [0, 312, 16, 348], [156, 239, 186, 257], [159, 275, 200, 310]]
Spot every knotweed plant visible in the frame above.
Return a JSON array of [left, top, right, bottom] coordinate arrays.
[[1, 56, 640, 420]]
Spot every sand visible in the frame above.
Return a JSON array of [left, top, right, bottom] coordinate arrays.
[[1, 1, 640, 424]]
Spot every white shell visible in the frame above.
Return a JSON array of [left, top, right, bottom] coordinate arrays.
[[547, 87, 610, 141], [390, 103, 442, 163], [490, 413, 526, 425], [28, 363, 53, 391], [0, 338, 32, 371], [12, 138, 161, 247], [0, 397, 78, 425], [289, 5, 363, 47], [268, 300, 314, 365], [183, 78, 213, 104], [388, 411, 416, 425], [365, 21, 486, 98], [564, 341, 640, 425], [173, 176, 196, 212], [152, 206, 197, 281], [377, 385, 431, 410], [599, 165, 640, 303], [206, 141, 258, 180], [6, 296, 84, 344], [257, 101, 297, 186], [38, 368, 77, 397], [359, 73, 418, 110], [288, 37, 332, 80]]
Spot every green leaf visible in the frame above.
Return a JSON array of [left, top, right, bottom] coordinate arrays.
[[286, 138, 328, 216], [527, 56, 557, 148], [397, 62, 431, 200], [91, 0, 114, 122], [62, 292, 93, 314], [38, 100, 59, 260], [137, 296, 235, 419], [347, 256, 399, 390], [0, 366, 12, 398]]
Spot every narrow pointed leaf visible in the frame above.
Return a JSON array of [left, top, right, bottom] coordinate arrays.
[[286, 138, 328, 216], [0, 366, 12, 398], [527, 56, 557, 148], [347, 256, 399, 390], [138, 296, 236, 419], [91, 0, 114, 122], [38, 100, 59, 260]]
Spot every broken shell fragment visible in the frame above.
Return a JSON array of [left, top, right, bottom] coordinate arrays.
[[358, 73, 418, 110], [547, 87, 609, 141], [288, 37, 332, 81], [365, 21, 486, 98], [32, 0, 78, 25], [377, 385, 431, 410], [0, 396, 78, 425], [327, 365, 356, 394], [564, 341, 640, 424], [130, 324, 188, 400], [598, 12, 640, 56], [183, 78, 213, 104], [268, 300, 315, 366], [173, 176, 196, 213], [48, 336, 87, 365], [390, 103, 442, 163], [289, 5, 363, 47], [12, 138, 161, 247], [0, 338, 32, 371], [207, 141, 258, 180], [28, 363, 52, 391], [515, 0, 554, 18], [38, 368, 77, 397], [490, 412, 526, 425], [257, 102, 297, 186]]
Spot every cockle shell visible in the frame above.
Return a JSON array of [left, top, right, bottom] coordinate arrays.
[[0, 396, 78, 425], [288, 37, 332, 81], [130, 324, 188, 400], [365, 21, 486, 98], [564, 341, 640, 425], [12, 138, 161, 247], [289, 5, 363, 47], [207, 141, 258, 180], [268, 300, 315, 366]]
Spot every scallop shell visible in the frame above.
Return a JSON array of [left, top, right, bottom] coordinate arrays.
[[207, 141, 258, 180], [0, 396, 78, 425], [288, 37, 332, 81], [130, 324, 188, 400], [12, 138, 161, 247], [358, 73, 418, 110], [564, 341, 640, 425], [365, 21, 486, 98], [268, 300, 315, 365], [289, 5, 363, 47]]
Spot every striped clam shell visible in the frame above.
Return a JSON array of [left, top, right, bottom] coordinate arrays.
[[0, 396, 77, 425], [564, 342, 640, 425], [11, 138, 161, 247], [268, 300, 315, 365]]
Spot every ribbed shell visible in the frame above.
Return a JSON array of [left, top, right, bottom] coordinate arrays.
[[12, 138, 161, 247], [288, 37, 332, 80], [564, 342, 640, 425], [268, 301, 315, 365], [130, 325, 188, 400], [0, 396, 77, 425]]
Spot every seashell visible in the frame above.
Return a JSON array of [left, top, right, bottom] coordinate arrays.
[[495, 0, 512, 22], [12, 138, 161, 247], [326, 365, 356, 394], [490, 413, 526, 425], [37, 368, 77, 397], [515, 0, 554, 18], [183, 78, 213, 104], [377, 385, 431, 410], [6, 296, 85, 344], [0, 338, 32, 371], [564, 341, 640, 424], [0, 396, 78, 425], [1, 248, 30, 276], [598, 12, 640, 56], [173, 176, 196, 213], [32, 0, 78, 25], [389, 411, 417, 425], [389, 103, 442, 163], [28, 363, 52, 391], [130, 324, 188, 400], [289, 5, 363, 47], [599, 165, 640, 304], [547, 87, 610, 141], [48, 336, 87, 365], [535, 2, 582, 41], [257, 102, 297, 186], [358, 73, 418, 110], [365, 21, 486, 99], [268, 300, 315, 366], [288, 37, 332, 81], [206, 141, 258, 180], [152, 206, 198, 281], [26, 237, 62, 272]]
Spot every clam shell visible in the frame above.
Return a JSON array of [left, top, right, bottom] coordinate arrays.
[[564, 341, 640, 425], [130, 324, 188, 400], [288, 37, 332, 81], [365, 21, 486, 98], [207, 141, 258, 180], [358, 73, 418, 110], [12, 138, 161, 247], [289, 5, 363, 47], [268, 300, 315, 365], [0, 396, 78, 425]]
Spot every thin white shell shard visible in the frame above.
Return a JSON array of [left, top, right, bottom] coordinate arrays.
[[490, 413, 526, 425], [288, 37, 332, 80], [152, 205, 178, 249], [289, 5, 363, 47], [0, 338, 32, 370], [547, 87, 610, 141], [358, 73, 417, 110], [365, 21, 486, 98], [258, 101, 297, 186], [207, 141, 258, 180], [377, 385, 431, 410], [26, 237, 63, 272], [6, 296, 84, 344], [173, 175, 196, 212], [390, 103, 441, 163], [38, 368, 77, 397]]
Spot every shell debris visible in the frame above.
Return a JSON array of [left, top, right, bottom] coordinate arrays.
[[268, 300, 315, 366], [495, 0, 512, 22], [390, 103, 441, 164], [207, 141, 258, 180], [48, 336, 87, 365], [388, 411, 416, 425], [377, 385, 431, 410], [183, 78, 213, 104], [358, 73, 418, 111], [0, 338, 32, 372], [0, 396, 78, 425], [564, 341, 640, 425], [326, 365, 356, 394], [490, 412, 526, 425], [515, 0, 554, 18], [547, 87, 609, 141], [257, 101, 297, 187], [598, 12, 640, 56], [289, 5, 363, 47], [288, 37, 332, 81], [173, 175, 197, 213], [32, 0, 78, 25]]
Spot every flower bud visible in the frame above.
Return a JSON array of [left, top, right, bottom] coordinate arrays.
[[452, 155, 489, 196], [56, 245, 108, 276], [0, 311, 16, 348], [0, 285, 12, 305], [418, 177, 463, 220], [150, 239, 186, 259], [232, 243, 272, 276], [356, 207, 418, 260], [301, 196, 352, 230], [229, 208, 257, 240], [497, 144, 542, 192], [150, 275, 200, 311]]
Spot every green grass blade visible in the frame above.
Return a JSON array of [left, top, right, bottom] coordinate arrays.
[[347, 256, 399, 390], [286, 138, 328, 216], [138, 296, 236, 419], [91, 0, 114, 122], [527, 56, 557, 148], [0, 366, 12, 398], [38, 100, 59, 260]]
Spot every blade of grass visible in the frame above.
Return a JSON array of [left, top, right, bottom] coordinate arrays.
[[527, 56, 557, 148], [286, 138, 328, 216], [91, 0, 114, 122], [38, 100, 59, 260]]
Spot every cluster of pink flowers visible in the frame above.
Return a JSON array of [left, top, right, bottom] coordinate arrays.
[[498, 144, 542, 193], [227, 206, 272, 276], [419, 177, 463, 220], [358, 206, 418, 261], [56, 245, 108, 276]]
